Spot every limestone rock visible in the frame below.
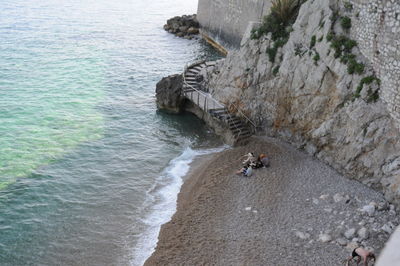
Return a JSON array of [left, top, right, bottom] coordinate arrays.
[[318, 233, 332, 243], [336, 238, 348, 246], [165, 14, 199, 38], [357, 227, 369, 240], [155, 74, 184, 114], [203, 0, 400, 206], [346, 242, 359, 252], [361, 205, 375, 217], [294, 231, 310, 240], [344, 228, 356, 240], [333, 193, 345, 203], [187, 27, 199, 34]]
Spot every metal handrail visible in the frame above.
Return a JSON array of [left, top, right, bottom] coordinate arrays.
[[183, 63, 224, 110]]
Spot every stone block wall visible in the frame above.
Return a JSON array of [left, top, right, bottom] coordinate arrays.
[[349, 0, 400, 128], [197, 0, 271, 49]]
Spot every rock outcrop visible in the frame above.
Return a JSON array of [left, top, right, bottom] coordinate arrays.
[[164, 15, 200, 39], [155, 74, 184, 114], [203, 0, 400, 204]]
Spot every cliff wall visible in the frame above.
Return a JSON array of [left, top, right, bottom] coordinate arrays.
[[205, 0, 400, 204], [350, 0, 400, 129], [197, 0, 271, 49]]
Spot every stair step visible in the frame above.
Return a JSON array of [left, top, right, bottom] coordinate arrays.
[[193, 66, 203, 71], [185, 77, 197, 81], [230, 125, 246, 131], [210, 109, 228, 114], [199, 63, 206, 68], [183, 84, 199, 90], [210, 107, 227, 111], [206, 61, 216, 66], [227, 118, 241, 124], [236, 131, 252, 137], [188, 69, 200, 74], [228, 118, 242, 124], [231, 127, 247, 133], [185, 72, 197, 77]]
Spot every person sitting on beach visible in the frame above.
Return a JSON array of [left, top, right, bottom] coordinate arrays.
[[259, 154, 270, 168], [251, 154, 269, 169], [236, 166, 253, 177], [242, 152, 256, 166], [346, 247, 375, 266]]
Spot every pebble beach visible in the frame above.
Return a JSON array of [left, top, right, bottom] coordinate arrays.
[[145, 137, 399, 265]]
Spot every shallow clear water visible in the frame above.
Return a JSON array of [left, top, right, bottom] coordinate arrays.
[[0, 0, 223, 265]]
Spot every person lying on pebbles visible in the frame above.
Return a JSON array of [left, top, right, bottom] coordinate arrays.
[[242, 152, 256, 166], [236, 153, 270, 176], [345, 247, 375, 266]]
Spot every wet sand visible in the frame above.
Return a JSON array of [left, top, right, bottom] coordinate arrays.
[[145, 137, 394, 265]]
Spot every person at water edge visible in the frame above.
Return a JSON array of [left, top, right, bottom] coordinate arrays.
[[346, 247, 375, 266]]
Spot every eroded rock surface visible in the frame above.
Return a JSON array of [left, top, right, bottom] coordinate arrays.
[[164, 14, 199, 39], [205, 0, 400, 204], [155, 74, 184, 114]]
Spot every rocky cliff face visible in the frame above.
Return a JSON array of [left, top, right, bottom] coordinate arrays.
[[206, 0, 400, 204]]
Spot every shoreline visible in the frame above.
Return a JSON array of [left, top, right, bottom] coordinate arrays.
[[144, 136, 398, 265]]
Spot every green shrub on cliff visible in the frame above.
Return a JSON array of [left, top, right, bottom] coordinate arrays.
[[354, 75, 381, 102], [251, 0, 306, 63], [340, 16, 352, 30], [251, 0, 305, 41]]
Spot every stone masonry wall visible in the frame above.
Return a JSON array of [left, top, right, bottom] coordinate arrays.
[[349, 0, 400, 129], [197, 0, 271, 49]]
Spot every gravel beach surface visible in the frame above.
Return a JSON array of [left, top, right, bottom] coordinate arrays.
[[145, 137, 399, 265]]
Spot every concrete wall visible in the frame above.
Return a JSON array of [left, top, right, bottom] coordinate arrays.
[[197, 0, 271, 49], [349, 0, 400, 129]]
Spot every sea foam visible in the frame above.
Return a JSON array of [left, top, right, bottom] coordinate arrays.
[[132, 146, 227, 266]]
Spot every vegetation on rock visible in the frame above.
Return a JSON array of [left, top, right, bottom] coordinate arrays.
[[251, 0, 306, 63], [310, 35, 316, 49], [353, 76, 381, 102], [340, 16, 352, 30]]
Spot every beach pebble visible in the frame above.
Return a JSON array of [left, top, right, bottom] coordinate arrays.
[[361, 205, 375, 216], [346, 242, 359, 251], [381, 222, 395, 234], [344, 228, 356, 239], [252, 210, 258, 214], [369, 201, 378, 208], [357, 227, 369, 240], [245, 207, 252, 211], [333, 193, 345, 203], [295, 231, 310, 240], [320, 194, 329, 200], [312, 198, 319, 205], [377, 201, 389, 211], [318, 233, 332, 243], [336, 238, 348, 246]]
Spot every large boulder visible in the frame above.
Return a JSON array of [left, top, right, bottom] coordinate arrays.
[[156, 74, 185, 114], [164, 14, 199, 38]]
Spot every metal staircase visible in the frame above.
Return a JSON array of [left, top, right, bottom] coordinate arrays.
[[182, 61, 255, 144]]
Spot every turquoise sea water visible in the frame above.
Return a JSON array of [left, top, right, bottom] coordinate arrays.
[[0, 0, 222, 265]]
